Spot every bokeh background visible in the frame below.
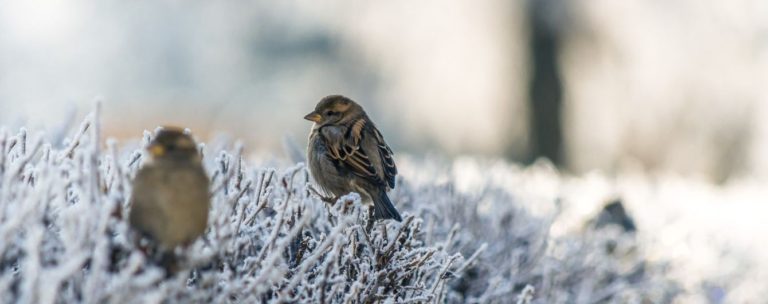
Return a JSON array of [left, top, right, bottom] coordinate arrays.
[[4, 1, 768, 302], [1, 0, 767, 182]]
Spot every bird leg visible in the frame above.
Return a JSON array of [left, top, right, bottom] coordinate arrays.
[[365, 206, 375, 233], [308, 185, 337, 205], [159, 251, 179, 278]]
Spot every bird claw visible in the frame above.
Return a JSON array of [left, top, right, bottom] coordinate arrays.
[[308, 185, 337, 205]]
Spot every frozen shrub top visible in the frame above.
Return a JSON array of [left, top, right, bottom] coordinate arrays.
[[0, 112, 677, 303]]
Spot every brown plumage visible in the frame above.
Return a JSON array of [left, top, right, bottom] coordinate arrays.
[[304, 95, 402, 221], [128, 127, 210, 251]]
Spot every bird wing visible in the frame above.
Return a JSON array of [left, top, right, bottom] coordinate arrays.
[[372, 126, 398, 189], [128, 167, 166, 236], [322, 117, 397, 189]]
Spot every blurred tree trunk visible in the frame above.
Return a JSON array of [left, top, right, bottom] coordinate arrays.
[[526, 0, 565, 166]]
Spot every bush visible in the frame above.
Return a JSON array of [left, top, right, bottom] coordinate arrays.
[[0, 112, 677, 303]]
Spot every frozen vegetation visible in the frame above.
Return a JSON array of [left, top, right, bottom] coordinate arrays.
[[6, 110, 760, 303]]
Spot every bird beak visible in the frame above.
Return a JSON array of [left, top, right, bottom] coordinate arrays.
[[148, 144, 165, 157], [304, 111, 322, 123]]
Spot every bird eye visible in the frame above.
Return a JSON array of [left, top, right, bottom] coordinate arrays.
[[325, 110, 339, 116]]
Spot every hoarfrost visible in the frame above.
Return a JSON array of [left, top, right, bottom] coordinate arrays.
[[0, 112, 678, 303]]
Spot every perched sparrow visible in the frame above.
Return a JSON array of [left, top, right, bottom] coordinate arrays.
[[129, 127, 210, 251], [304, 95, 402, 221]]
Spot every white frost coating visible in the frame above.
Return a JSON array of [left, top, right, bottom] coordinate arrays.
[[0, 111, 680, 303]]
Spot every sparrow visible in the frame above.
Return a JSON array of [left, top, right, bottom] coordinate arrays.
[[304, 95, 402, 222], [128, 127, 210, 252]]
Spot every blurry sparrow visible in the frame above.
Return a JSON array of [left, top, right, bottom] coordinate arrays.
[[304, 95, 402, 221], [129, 127, 210, 251]]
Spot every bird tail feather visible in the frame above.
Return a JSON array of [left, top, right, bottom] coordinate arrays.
[[372, 190, 402, 222]]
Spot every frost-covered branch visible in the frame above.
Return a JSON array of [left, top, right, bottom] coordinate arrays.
[[0, 113, 678, 303]]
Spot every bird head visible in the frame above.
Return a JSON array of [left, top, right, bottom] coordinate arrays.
[[304, 95, 364, 126], [147, 127, 200, 162]]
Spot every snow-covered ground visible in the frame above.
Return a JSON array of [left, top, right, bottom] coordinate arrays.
[[403, 157, 768, 303], [0, 112, 761, 303]]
